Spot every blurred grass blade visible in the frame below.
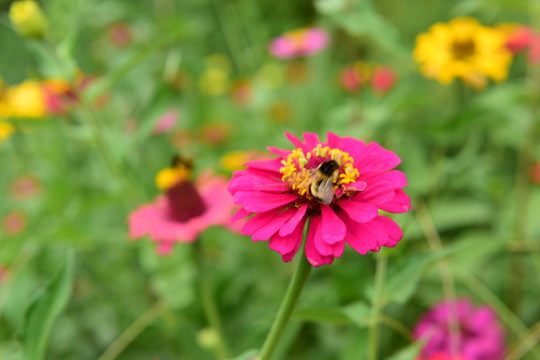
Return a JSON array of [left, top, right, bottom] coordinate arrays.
[[21, 252, 74, 360], [386, 342, 423, 360]]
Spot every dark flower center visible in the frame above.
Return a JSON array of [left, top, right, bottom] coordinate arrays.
[[166, 180, 206, 222], [452, 40, 475, 60]]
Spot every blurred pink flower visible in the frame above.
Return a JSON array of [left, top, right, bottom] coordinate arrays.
[[269, 27, 329, 59], [413, 299, 506, 360], [128, 172, 241, 254], [228, 132, 411, 267], [153, 109, 178, 135], [505, 26, 540, 65], [371, 66, 397, 95], [529, 160, 540, 185], [108, 23, 132, 47], [339, 62, 371, 93], [2, 211, 27, 235], [10, 174, 40, 199], [0, 265, 7, 284]]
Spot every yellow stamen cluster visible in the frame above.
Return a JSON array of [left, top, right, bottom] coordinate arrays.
[[155, 165, 192, 191], [279, 145, 359, 199]]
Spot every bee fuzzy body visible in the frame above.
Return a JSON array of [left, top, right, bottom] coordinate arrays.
[[309, 160, 341, 205]]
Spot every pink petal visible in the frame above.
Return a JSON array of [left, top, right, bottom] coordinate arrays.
[[312, 216, 333, 256], [232, 207, 251, 222], [378, 189, 411, 213], [305, 216, 335, 267], [302, 132, 320, 149], [326, 132, 343, 149], [156, 241, 174, 255], [279, 203, 308, 236], [229, 174, 288, 193], [338, 199, 378, 224], [320, 205, 346, 244], [233, 191, 296, 212], [269, 217, 305, 255], [343, 216, 379, 255], [279, 218, 307, 262], [252, 207, 296, 241], [267, 146, 291, 159], [371, 216, 403, 248], [363, 170, 408, 188], [244, 158, 282, 172], [285, 132, 304, 149], [343, 180, 367, 192], [241, 208, 282, 237], [353, 181, 395, 206]]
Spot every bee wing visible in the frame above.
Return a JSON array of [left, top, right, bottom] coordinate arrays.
[[317, 177, 335, 205]]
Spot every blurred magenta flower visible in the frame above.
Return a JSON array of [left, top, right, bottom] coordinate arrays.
[[153, 109, 179, 135], [505, 26, 540, 65], [413, 299, 506, 360], [128, 170, 241, 254], [228, 132, 411, 267], [416, 354, 464, 360], [269, 27, 329, 59], [371, 66, 398, 95]]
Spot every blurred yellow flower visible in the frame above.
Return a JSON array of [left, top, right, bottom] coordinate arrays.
[[256, 63, 284, 89], [414, 17, 512, 89], [5, 80, 46, 118], [9, 0, 48, 39], [220, 150, 269, 172], [0, 122, 15, 143], [198, 68, 229, 96]]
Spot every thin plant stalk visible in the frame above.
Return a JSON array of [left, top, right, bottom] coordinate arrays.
[[415, 200, 461, 356], [98, 299, 167, 360], [194, 241, 230, 359], [258, 249, 313, 360], [368, 253, 387, 360]]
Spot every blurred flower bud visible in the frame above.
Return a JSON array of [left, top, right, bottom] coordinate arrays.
[[10, 174, 41, 199], [529, 161, 540, 185], [153, 109, 178, 135], [196, 327, 220, 351], [201, 123, 229, 145], [9, 0, 49, 39], [230, 80, 253, 105]]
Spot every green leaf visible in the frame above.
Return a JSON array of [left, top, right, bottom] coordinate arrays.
[[386, 342, 423, 360], [20, 251, 74, 360], [380, 244, 466, 304], [226, 349, 258, 360], [0, 24, 36, 83], [293, 306, 352, 325], [326, 1, 409, 60], [342, 301, 371, 328]]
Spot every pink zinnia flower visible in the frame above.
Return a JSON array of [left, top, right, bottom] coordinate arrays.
[[371, 66, 397, 95], [269, 27, 329, 59], [228, 132, 411, 267], [128, 171, 241, 254], [413, 299, 506, 360]]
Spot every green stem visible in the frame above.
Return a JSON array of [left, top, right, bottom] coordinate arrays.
[[194, 241, 230, 359], [368, 253, 386, 360], [258, 252, 313, 360]]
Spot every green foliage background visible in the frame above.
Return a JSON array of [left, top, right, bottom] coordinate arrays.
[[1, 0, 540, 359]]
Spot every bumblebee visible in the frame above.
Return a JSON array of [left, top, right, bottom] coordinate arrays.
[[310, 160, 341, 205]]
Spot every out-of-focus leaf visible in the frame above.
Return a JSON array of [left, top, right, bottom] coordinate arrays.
[[380, 244, 467, 304], [0, 24, 35, 83], [325, 1, 408, 59], [226, 349, 258, 360], [386, 342, 423, 360], [20, 251, 74, 360], [342, 301, 371, 328]]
